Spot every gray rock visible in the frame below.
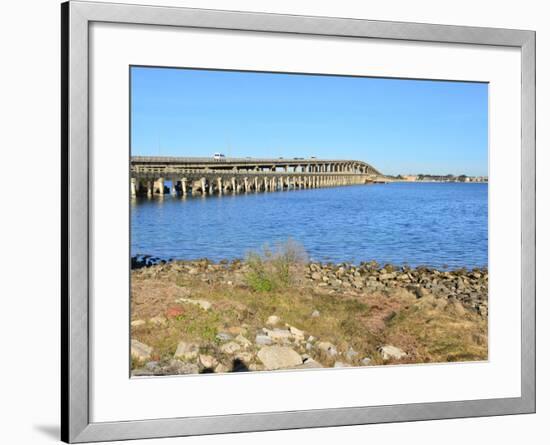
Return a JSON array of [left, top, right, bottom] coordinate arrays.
[[295, 358, 323, 369], [379, 272, 396, 281], [174, 341, 199, 360], [199, 354, 218, 368], [346, 347, 359, 361], [220, 341, 241, 354], [168, 359, 199, 374], [131, 368, 156, 377], [131, 319, 146, 327], [266, 315, 280, 326], [255, 334, 273, 346], [216, 332, 233, 342], [361, 357, 372, 366], [287, 325, 305, 339], [264, 327, 293, 342], [379, 345, 407, 360], [257, 346, 303, 370], [131, 339, 152, 361], [317, 341, 338, 357], [145, 361, 159, 372], [214, 363, 230, 373], [311, 310, 320, 318]]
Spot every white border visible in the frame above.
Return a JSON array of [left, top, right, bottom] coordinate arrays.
[[89, 22, 522, 422]]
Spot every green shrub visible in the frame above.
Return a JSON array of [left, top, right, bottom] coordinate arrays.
[[245, 238, 308, 292]]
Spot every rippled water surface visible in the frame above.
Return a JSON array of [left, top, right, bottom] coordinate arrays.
[[131, 182, 488, 268]]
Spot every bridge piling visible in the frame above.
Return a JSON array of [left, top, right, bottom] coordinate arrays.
[[130, 156, 385, 198]]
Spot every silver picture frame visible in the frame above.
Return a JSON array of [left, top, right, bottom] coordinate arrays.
[[61, 1, 536, 442]]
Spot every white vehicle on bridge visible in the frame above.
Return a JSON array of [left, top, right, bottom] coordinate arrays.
[[213, 153, 226, 161]]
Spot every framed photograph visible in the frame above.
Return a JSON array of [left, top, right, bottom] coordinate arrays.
[[61, 1, 535, 442]]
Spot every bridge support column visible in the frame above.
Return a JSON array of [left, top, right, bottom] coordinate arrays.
[[217, 177, 223, 195], [244, 177, 250, 193], [279, 177, 284, 191], [231, 177, 236, 193], [254, 177, 259, 192], [180, 178, 187, 196], [200, 177, 206, 195], [130, 178, 136, 197], [154, 178, 165, 195]]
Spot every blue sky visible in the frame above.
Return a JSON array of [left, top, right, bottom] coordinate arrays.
[[131, 66, 488, 176]]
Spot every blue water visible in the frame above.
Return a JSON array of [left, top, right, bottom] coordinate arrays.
[[131, 182, 488, 269]]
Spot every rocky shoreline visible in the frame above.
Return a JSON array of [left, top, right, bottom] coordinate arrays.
[[131, 258, 488, 376]]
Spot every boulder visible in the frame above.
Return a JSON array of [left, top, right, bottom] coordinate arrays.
[[287, 325, 305, 339], [167, 360, 199, 375], [257, 346, 303, 370], [317, 341, 338, 357], [131, 339, 152, 361], [266, 315, 280, 326], [174, 341, 199, 360], [264, 327, 293, 342], [131, 319, 146, 327], [220, 341, 241, 354], [255, 334, 272, 346], [214, 363, 230, 374], [216, 332, 233, 342], [378, 273, 395, 281], [379, 345, 407, 360], [295, 358, 323, 369], [199, 354, 218, 368], [346, 347, 359, 361]]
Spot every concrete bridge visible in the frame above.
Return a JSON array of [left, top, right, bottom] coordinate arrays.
[[130, 156, 386, 197]]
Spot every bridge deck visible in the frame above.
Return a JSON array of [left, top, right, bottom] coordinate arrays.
[[130, 156, 383, 176]]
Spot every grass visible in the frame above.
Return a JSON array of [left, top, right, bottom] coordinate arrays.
[[382, 295, 488, 363]]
